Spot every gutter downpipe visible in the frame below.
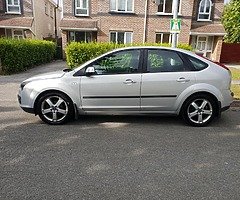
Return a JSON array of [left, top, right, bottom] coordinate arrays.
[[143, 0, 148, 44], [31, 0, 36, 38], [54, 0, 59, 40]]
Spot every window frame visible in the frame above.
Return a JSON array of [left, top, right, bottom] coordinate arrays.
[[50, 5, 54, 18], [73, 49, 143, 76], [45, 1, 48, 15], [144, 48, 193, 73], [110, 0, 134, 13], [183, 54, 209, 71], [110, 31, 133, 44], [13, 29, 24, 39], [69, 31, 93, 43], [156, 32, 172, 44], [197, 0, 212, 21], [156, 0, 181, 15], [6, 0, 21, 14], [75, 0, 89, 16]]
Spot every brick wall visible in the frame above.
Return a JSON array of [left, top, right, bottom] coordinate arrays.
[[220, 43, 240, 63], [23, 0, 33, 17], [62, 0, 197, 44]]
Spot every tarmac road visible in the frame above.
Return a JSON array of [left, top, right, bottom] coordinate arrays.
[[1, 61, 240, 200]]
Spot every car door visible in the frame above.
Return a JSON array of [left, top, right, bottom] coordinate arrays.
[[141, 49, 196, 111], [80, 49, 142, 111]]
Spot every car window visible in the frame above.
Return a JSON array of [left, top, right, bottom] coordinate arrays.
[[147, 50, 186, 72], [187, 56, 208, 71], [87, 50, 140, 75]]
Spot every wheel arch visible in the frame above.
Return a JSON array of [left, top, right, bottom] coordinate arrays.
[[179, 91, 221, 116], [33, 89, 74, 115]]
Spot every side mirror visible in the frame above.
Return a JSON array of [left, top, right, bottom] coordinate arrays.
[[85, 66, 96, 76]]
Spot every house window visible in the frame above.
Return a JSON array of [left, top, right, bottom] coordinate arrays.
[[13, 29, 24, 39], [45, 2, 48, 15], [69, 31, 92, 42], [157, 0, 180, 14], [75, 0, 89, 16], [156, 33, 172, 44], [110, 32, 133, 44], [50, 5, 54, 18], [110, 0, 133, 12], [6, 0, 21, 14], [198, 0, 212, 21]]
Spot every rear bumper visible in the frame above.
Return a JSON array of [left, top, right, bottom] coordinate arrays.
[[221, 105, 230, 112]]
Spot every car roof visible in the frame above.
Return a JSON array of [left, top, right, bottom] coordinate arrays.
[[111, 46, 194, 55]]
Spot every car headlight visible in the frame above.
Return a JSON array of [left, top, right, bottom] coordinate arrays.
[[20, 81, 31, 90]]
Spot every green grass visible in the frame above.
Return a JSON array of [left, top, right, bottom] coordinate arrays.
[[229, 67, 240, 80], [231, 84, 240, 100]]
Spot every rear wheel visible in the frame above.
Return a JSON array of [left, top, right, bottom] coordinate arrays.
[[37, 92, 74, 125], [182, 95, 217, 127]]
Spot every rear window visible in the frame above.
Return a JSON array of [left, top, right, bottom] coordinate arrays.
[[187, 56, 208, 71]]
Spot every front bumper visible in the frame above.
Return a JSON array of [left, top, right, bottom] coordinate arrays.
[[20, 106, 35, 114], [18, 94, 35, 114]]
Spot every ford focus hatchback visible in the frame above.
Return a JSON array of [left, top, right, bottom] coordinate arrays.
[[18, 47, 233, 126]]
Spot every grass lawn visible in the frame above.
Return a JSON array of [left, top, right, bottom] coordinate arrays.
[[229, 68, 240, 99], [231, 85, 240, 100], [229, 67, 240, 80]]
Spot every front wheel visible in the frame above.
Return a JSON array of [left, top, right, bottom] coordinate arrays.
[[182, 95, 217, 127], [37, 92, 74, 125]]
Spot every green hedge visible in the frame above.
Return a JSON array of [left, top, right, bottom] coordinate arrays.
[[0, 38, 56, 74], [65, 42, 193, 69]]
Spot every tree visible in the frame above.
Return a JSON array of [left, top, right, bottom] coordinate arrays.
[[222, 0, 240, 43]]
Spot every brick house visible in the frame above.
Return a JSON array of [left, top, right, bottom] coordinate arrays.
[[0, 0, 61, 39], [60, 0, 225, 61]]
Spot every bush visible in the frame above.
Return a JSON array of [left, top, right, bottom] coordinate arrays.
[[0, 38, 56, 74], [65, 42, 193, 69]]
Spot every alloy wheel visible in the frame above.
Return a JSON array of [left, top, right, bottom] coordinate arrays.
[[41, 96, 69, 123], [187, 98, 213, 124]]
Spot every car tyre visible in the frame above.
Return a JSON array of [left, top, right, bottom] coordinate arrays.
[[37, 92, 74, 125], [181, 94, 217, 127]]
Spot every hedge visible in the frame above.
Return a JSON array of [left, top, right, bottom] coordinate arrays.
[[0, 38, 56, 74], [65, 42, 193, 69]]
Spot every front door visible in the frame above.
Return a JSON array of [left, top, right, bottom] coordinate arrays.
[[80, 49, 142, 111], [141, 49, 196, 111]]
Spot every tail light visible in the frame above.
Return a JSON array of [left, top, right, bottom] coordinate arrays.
[[213, 62, 230, 71]]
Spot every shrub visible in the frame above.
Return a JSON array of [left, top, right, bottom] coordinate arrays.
[[0, 38, 56, 74], [65, 42, 193, 69]]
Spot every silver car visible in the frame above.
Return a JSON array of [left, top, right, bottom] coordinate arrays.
[[18, 47, 233, 126]]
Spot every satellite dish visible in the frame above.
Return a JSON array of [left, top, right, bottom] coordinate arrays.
[[155, 0, 161, 5]]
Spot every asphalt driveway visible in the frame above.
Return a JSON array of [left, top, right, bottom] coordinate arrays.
[[1, 61, 240, 199]]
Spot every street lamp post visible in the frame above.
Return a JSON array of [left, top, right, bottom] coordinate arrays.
[[172, 0, 179, 48]]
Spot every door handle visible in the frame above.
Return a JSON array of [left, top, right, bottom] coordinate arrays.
[[123, 79, 137, 84], [176, 77, 190, 83]]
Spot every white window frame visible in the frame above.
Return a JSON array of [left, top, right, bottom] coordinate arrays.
[[156, 33, 172, 44], [198, 0, 212, 21], [156, 0, 181, 15], [6, 0, 21, 14], [156, 32, 179, 44], [75, 0, 89, 16], [13, 29, 24, 39], [69, 31, 92, 42], [110, 31, 133, 44], [110, 0, 134, 13]]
